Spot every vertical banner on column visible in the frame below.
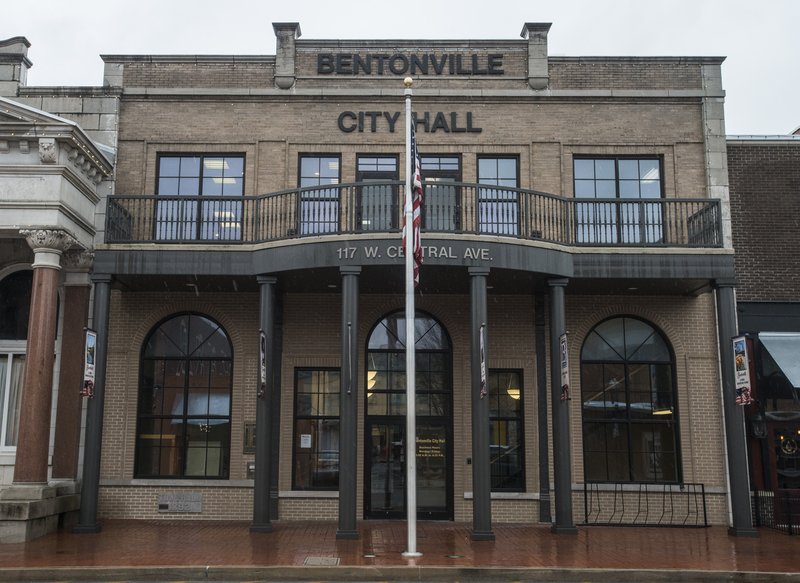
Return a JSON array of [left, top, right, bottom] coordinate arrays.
[[559, 333, 570, 401], [258, 330, 267, 398], [81, 328, 97, 397], [479, 323, 487, 398], [732, 335, 753, 405]]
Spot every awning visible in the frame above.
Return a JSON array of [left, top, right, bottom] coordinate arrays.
[[759, 332, 800, 388]]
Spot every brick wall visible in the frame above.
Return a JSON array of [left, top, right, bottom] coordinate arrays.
[[549, 61, 703, 90], [728, 140, 800, 301]]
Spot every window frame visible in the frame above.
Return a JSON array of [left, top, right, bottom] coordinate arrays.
[[155, 153, 245, 242], [134, 312, 234, 479], [298, 154, 342, 235], [477, 155, 520, 236], [292, 367, 341, 491], [573, 156, 664, 244], [356, 154, 400, 231], [487, 369, 525, 492], [580, 316, 681, 484]]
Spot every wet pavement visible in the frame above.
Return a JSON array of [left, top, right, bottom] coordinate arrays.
[[0, 519, 797, 581]]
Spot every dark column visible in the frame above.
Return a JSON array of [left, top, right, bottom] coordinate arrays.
[[52, 257, 92, 480], [252, 276, 277, 532], [715, 280, 758, 537], [549, 278, 576, 534], [337, 266, 360, 539], [534, 293, 552, 523], [469, 267, 494, 540], [13, 230, 75, 484], [269, 294, 284, 519], [74, 273, 112, 533]]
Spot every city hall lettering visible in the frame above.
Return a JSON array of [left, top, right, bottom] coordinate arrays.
[[318, 53, 504, 76], [336, 245, 491, 261], [338, 111, 482, 133]]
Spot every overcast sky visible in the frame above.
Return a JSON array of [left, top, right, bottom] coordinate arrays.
[[3, 0, 798, 135]]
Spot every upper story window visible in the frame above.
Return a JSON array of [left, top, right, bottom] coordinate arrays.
[[156, 155, 244, 241], [0, 269, 31, 450], [357, 156, 399, 231], [581, 316, 679, 483], [299, 155, 340, 235], [574, 157, 663, 244], [420, 156, 461, 232], [135, 313, 233, 479], [478, 156, 519, 235]]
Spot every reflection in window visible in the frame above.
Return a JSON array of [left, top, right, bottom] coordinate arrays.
[[366, 312, 451, 417], [0, 269, 30, 449], [156, 155, 244, 241], [299, 156, 340, 235], [488, 370, 524, 490], [581, 317, 679, 483], [574, 158, 663, 244], [135, 313, 233, 478], [293, 369, 340, 490], [478, 157, 518, 235]]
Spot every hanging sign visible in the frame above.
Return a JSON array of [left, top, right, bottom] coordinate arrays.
[[81, 328, 97, 397], [560, 333, 570, 401], [732, 335, 753, 405], [258, 330, 267, 398], [479, 324, 487, 398]]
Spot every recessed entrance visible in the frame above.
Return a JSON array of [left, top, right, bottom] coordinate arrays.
[[364, 311, 453, 520]]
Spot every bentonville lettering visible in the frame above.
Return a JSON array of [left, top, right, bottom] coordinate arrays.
[[318, 53, 504, 76]]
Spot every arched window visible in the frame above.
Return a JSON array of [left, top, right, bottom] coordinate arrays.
[[0, 269, 31, 449], [581, 316, 679, 483], [135, 313, 233, 478]]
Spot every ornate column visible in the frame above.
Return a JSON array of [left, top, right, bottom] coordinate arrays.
[[51, 251, 93, 480], [337, 266, 360, 539], [252, 276, 276, 532], [469, 267, 494, 540], [714, 279, 758, 537], [13, 229, 76, 484], [549, 278, 576, 534]]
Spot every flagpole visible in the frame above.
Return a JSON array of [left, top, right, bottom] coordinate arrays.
[[402, 76, 421, 558]]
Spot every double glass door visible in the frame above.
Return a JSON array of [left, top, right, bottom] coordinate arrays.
[[366, 419, 451, 520]]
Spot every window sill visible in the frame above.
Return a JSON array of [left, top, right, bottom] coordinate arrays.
[[279, 490, 339, 498], [463, 491, 538, 500], [101, 479, 253, 488]]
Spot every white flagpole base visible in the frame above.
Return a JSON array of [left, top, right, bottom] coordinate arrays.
[[402, 551, 423, 557]]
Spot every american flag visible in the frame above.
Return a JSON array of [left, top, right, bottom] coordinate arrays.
[[402, 122, 424, 286]]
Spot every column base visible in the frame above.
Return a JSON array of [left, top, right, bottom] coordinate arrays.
[[73, 523, 102, 534], [728, 526, 759, 537], [336, 529, 359, 539], [0, 484, 80, 543], [470, 530, 495, 541], [551, 524, 578, 534], [250, 523, 273, 533]]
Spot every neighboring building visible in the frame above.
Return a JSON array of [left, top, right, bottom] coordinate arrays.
[[1, 23, 758, 542], [727, 135, 800, 523], [0, 36, 117, 541]]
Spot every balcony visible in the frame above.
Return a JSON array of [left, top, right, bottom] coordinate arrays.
[[105, 181, 722, 248]]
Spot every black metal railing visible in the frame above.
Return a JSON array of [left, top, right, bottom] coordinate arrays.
[[583, 482, 709, 527], [106, 181, 723, 248], [753, 490, 800, 535]]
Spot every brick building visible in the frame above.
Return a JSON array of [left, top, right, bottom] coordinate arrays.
[[728, 135, 800, 521], [0, 23, 758, 542]]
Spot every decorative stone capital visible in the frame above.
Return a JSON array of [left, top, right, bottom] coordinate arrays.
[[62, 249, 95, 272], [20, 229, 78, 253], [39, 138, 57, 164]]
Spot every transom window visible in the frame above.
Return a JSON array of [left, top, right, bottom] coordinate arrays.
[[0, 269, 31, 450], [135, 313, 233, 478], [488, 370, 524, 491], [574, 157, 663, 244], [478, 156, 519, 235], [156, 154, 244, 241], [581, 316, 679, 483], [293, 368, 340, 490], [299, 155, 340, 235]]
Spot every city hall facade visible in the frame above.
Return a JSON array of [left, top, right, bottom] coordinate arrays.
[[0, 23, 758, 540]]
